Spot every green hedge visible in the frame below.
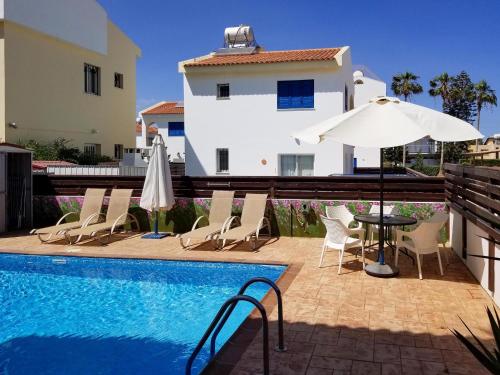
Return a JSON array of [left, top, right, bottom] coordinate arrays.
[[465, 159, 500, 167]]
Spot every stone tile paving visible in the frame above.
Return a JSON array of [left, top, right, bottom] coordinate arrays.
[[0, 232, 494, 374]]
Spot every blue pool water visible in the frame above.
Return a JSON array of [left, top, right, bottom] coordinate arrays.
[[0, 254, 286, 374]]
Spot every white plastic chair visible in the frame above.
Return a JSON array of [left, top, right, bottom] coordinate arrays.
[[426, 212, 449, 263], [319, 215, 365, 274], [325, 205, 362, 230], [395, 221, 444, 279], [367, 204, 396, 245]]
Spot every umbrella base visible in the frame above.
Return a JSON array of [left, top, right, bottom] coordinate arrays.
[[142, 232, 170, 239], [365, 263, 399, 278]]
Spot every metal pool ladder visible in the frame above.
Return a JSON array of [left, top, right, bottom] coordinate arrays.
[[185, 277, 286, 375]]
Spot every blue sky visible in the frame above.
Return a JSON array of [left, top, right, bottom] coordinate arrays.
[[98, 0, 499, 137]]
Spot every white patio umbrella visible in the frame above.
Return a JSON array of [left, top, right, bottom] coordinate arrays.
[[293, 96, 483, 277], [140, 134, 175, 239]]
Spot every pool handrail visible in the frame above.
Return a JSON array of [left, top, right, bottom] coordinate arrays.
[[185, 294, 269, 375], [209, 277, 286, 357]]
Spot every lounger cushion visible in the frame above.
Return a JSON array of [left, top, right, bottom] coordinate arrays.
[[33, 221, 82, 235], [66, 221, 117, 237], [218, 225, 258, 241]]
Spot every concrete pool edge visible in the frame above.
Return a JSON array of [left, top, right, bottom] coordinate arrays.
[[202, 261, 303, 375]]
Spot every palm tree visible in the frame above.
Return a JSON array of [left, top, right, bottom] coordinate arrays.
[[429, 73, 452, 174], [473, 80, 497, 151], [391, 72, 424, 166]]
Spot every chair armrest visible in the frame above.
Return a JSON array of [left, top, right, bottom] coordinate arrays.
[[111, 213, 139, 233], [81, 212, 105, 227], [256, 217, 271, 236], [223, 216, 241, 233], [56, 211, 79, 225], [191, 215, 208, 231], [396, 228, 417, 243]]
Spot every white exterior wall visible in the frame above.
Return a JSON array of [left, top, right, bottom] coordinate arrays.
[[140, 113, 185, 161], [135, 134, 144, 149], [183, 53, 354, 176], [450, 208, 500, 306], [1, 0, 107, 54], [353, 75, 387, 168]]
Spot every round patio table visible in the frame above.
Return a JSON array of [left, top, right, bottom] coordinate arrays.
[[354, 214, 417, 228], [354, 214, 418, 273]]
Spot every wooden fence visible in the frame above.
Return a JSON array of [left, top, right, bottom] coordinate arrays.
[[33, 174, 445, 202], [444, 163, 500, 242]]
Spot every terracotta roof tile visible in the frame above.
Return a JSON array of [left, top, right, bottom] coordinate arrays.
[[184, 48, 342, 67], [135, 122, 158, 134], [32, 160, 77, 170], [142, 101, 184, 115]]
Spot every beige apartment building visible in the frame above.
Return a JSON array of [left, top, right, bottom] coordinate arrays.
[[0, 0, 140, 159]]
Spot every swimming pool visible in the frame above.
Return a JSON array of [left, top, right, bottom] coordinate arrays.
[[0, 254, 286, 374]]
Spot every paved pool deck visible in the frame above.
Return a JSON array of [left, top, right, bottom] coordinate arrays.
[[0, 232, 494, 375]]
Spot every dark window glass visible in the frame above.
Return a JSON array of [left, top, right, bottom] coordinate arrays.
[[114, 144, 124, 159], [216, 148, 229, 173], [84, 64, 101, 95], [114, 73, 124, 89], [217, 84, 230, 99]]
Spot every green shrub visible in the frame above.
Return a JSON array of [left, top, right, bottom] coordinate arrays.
[[411, 153, 440, 176], [19, 138, 113, 165], [463, 159, 500, 167]]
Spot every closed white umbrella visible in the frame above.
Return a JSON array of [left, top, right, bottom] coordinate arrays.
[[293, 96, 483, 277], [140, 134, 175, 239]]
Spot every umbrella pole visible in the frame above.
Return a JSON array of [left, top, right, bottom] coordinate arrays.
[[154, 210, 159, 235], [364, 148, 399, 278], [378, 148, 385, 264], [142, 210, 168, 239]]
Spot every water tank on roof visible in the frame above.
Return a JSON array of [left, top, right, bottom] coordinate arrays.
[[224, 25, 256, 48]]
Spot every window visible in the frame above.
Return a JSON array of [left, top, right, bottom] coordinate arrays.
[[279, 154, 314, 176], [216, 148, 229, 173], [84, 143, 101, 156], [217, 83, 230, 99], [84, 63, 101, 95], [168, 122, 185, 137], [114, 73, 124, 89], [146, 136, 154, 147], [277, 80, 314, 109], [114, 144, 124, 160]]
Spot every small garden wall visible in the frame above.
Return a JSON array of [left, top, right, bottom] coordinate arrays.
[[34, 195, 447, 238]]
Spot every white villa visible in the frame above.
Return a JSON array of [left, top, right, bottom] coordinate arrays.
[[178, 27, 355, 176], [137, 101, 185, 162]]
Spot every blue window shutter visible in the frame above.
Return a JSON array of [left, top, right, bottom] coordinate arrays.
[[277, 80, 314, 109], [290, 82, 303, 108], [277, 81, 291, 109], [168, 122, 184, 137], [302, 80, 314, 108]]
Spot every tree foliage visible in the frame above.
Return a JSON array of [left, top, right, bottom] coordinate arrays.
[[474, 80, 497, 116], [429, 71, 481, 164], [19, 138, 112, 165], [391, 72, 423, 102], [384, 146, 409, 166], [444, 71, 477, 124]]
